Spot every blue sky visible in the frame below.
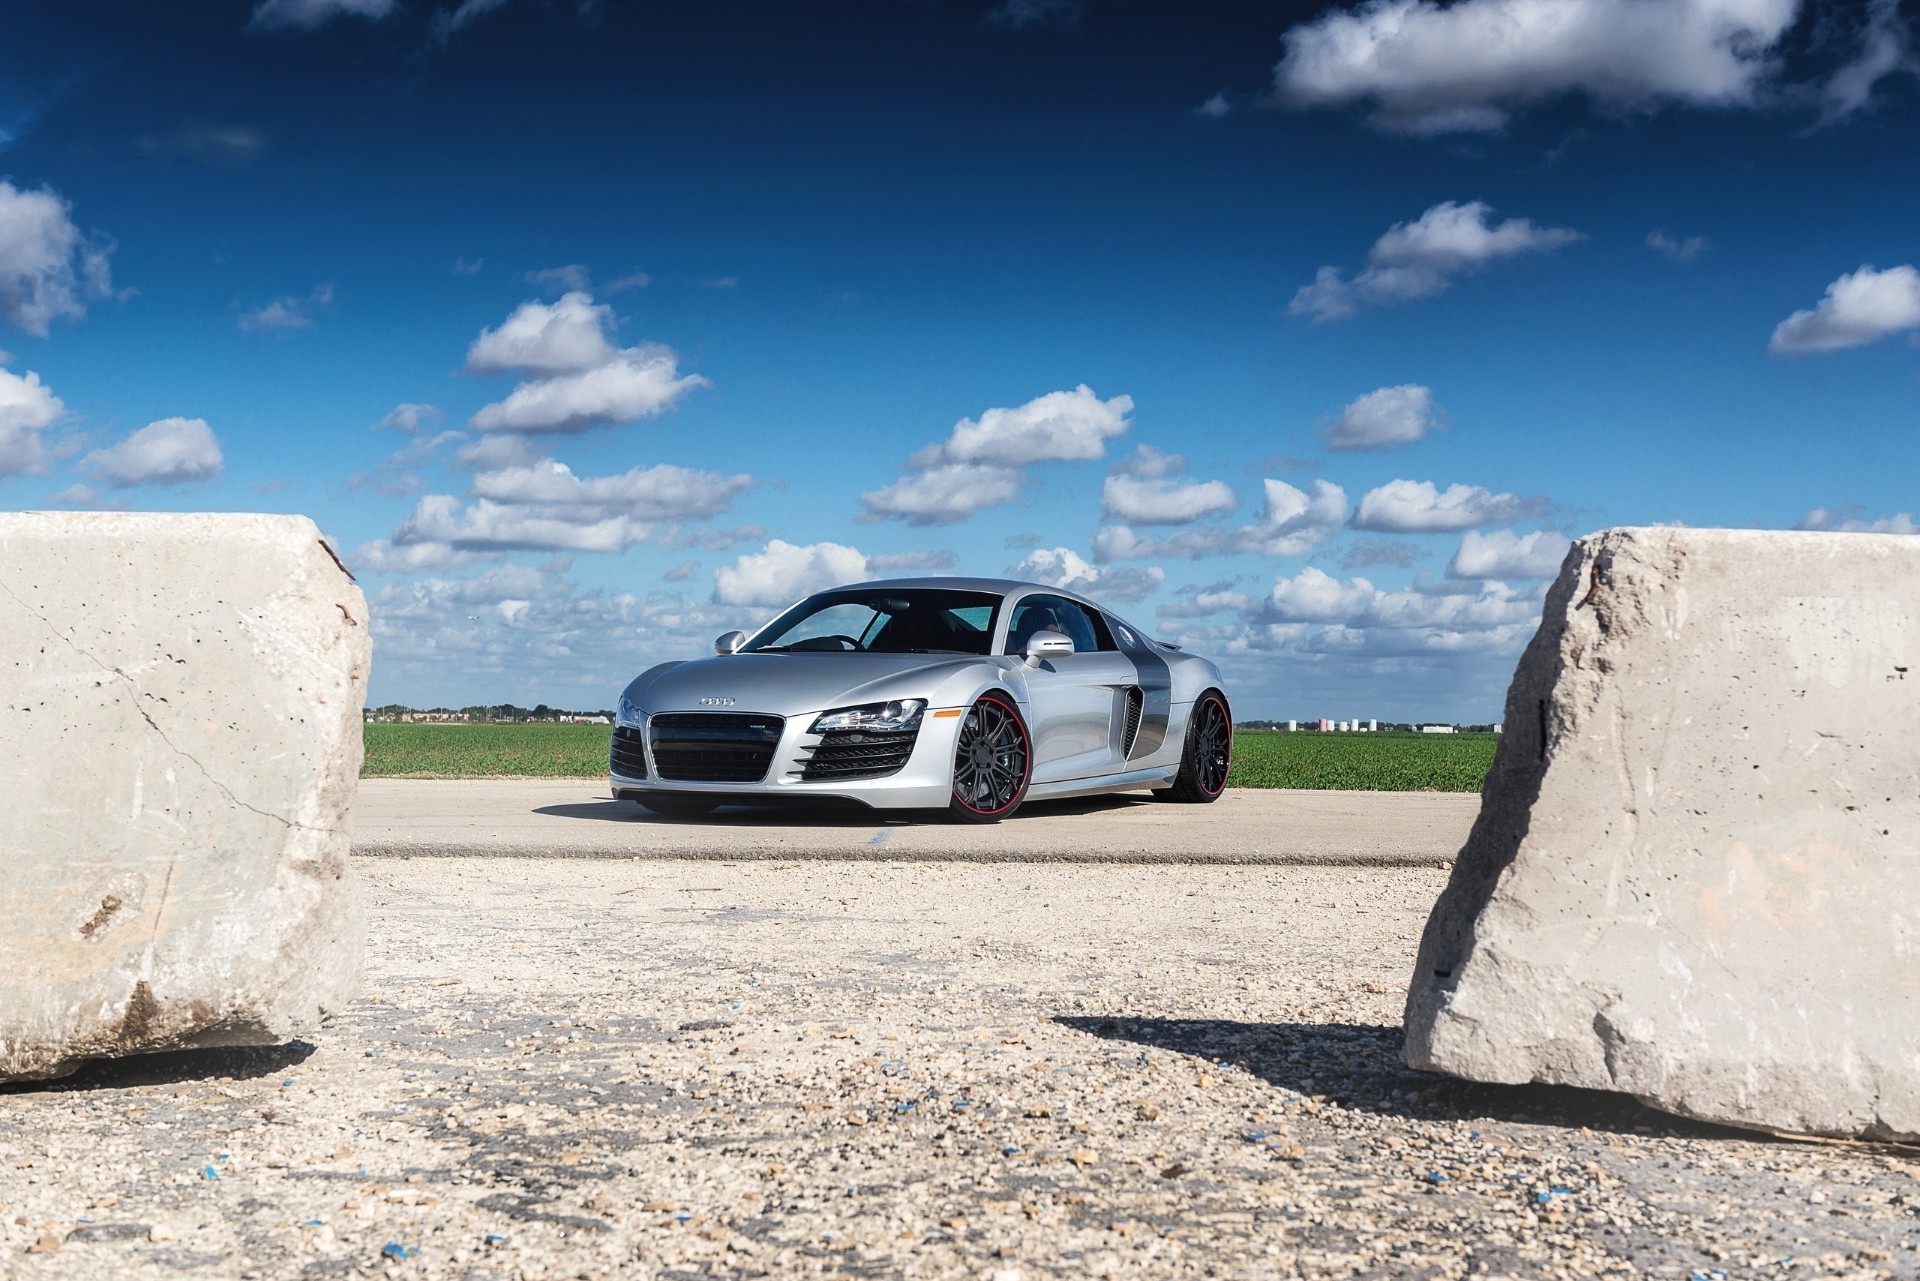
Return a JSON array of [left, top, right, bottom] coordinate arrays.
[[2, 0, 1915, 717]]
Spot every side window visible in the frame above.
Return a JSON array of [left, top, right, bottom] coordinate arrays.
[[1005, 594, 1110, 654]]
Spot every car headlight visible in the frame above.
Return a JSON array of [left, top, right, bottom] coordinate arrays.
[[810, 699, 926, 734], [618, 692, 646, 725]]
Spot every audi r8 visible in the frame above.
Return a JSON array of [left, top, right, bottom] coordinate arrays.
[[610, 577, 1232, 822]]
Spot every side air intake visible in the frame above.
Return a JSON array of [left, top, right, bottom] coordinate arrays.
[[1120, 686, 1144, 758]]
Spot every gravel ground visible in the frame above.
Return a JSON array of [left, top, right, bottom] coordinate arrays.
[[3, 858, 1916, 1280]]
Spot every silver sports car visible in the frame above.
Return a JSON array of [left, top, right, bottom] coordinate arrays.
[[610, 577, 1232, 822]]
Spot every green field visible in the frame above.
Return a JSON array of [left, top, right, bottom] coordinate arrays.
[[362, 722, 1496, 792], [1224, 729, 1495, 792], [362, 723, 614, 778]]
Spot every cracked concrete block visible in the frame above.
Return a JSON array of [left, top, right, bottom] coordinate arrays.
[[1405, 527, 1920, 1140], [0, 512, 368, 1081]]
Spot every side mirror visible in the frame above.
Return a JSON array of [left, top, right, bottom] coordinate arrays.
[[715, 630, 748, 655], [1024, 630, 1074, 666]]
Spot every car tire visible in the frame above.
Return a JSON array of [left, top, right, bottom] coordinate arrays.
[[631, 798, 719, 819], [947, 692, 1031, 824], [1161, 689, 1232, 803]]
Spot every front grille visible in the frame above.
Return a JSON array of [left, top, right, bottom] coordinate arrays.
[[800, 729, 918, 781], [1120, 686, 1144, 758], [610, 725, 648, 779], [649, 712, 784, 782]]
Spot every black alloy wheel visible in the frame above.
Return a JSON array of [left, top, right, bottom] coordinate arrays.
[[1163, 690, 1231, 803], [947, 693, 1030, 823]]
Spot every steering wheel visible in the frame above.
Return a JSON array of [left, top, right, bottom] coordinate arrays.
[[821, 634, 862, 651]]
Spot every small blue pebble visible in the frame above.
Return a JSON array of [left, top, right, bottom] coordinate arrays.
[[1549, 1185, 1573, 1195], [673, 1214, 692, 1224], [1002, 1145, 1021, 1156], [282, 1079, 295, 1087], [895, 1101, 915, 1112], [303, 1218, 324, 1227], [1424, 1171, 1447, 1184], [202, 1165, 219, 1180], [1536, 1191, 1554, 1204], [380, 1242, 411, 1260], [1244, 1130, 1268, 1142], [484, 1234, 507, 1245]]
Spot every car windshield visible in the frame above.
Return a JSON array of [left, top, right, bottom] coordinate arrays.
[[742, 588, 1002, 655]]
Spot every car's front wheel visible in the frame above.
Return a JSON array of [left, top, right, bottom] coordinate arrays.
[[947, 692, 1030, 823], [1161, 689, 1231, 803]]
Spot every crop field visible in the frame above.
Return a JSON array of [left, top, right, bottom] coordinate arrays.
[[362, 723, 1496, 792]]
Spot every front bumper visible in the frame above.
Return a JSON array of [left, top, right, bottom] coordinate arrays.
[[609, 706, 965, 810]]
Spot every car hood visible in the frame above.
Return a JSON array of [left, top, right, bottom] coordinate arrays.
[[625, 651, 994, 718]]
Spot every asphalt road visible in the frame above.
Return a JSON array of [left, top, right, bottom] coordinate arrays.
[[350, 781, 1481, 865]]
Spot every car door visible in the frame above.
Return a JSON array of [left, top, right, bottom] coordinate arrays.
[[1005, 593, 1135, 782]]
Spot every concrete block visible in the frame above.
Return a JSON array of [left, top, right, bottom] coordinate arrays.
[[1405, 527, 1920, 1140], [1, 512, 368, 1081]]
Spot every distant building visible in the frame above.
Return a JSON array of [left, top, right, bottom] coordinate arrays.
[[1369, 719, 1378, 732], [1420, 724, 1457, 734], [1286, 719, 1297, 732]]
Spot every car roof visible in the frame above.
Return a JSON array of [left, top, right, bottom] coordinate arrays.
[[829, 577, 1101, 607]]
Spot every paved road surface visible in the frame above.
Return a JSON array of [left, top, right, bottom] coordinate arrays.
[[351, 780, 1480, 865]]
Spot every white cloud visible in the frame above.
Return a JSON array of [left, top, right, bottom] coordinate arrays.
[[1271, 0, 1799, 134], [1234, 478, 1351, 555], [1292, 201, 1580, 323], [470, 349, 711, 435], [912, 385, 1133, 469], [1646, 230, 1710, 262], [452, 434, 542, 470], [1322, 384, 1441, 451], [862, 385, 1131, 526], [1767, 264, 1920, 355], [350, 539, 501, 575], [713, 539, 870, 609], [249, 0, 396, 29], [1352, 479, 1546, 532], [860, 463, 1024, 526], [1158, 567, 1546, 662], [1160, 582, 1256, 618], [237, 283, 333, 333], [1195, 92, 1232, 118], [1110, 443, 1187, 478], [469, 458, 753, 519], [1446, 528, 1572, 578], [0, 365, 63, 477], [1101, 474, 1237, 526], [1009, 547, 1165, 603], [464, 292, 618, 375], [464, 292, 708, 434], [83, 417, 224, 488], [393, 460, 755, 555], [1817, 0, 1918, 125], [0, 181, 116, 337], [1795, 507, 1920, 535], [377, 402, 443, 432], [1093, 477, 1348, 562]]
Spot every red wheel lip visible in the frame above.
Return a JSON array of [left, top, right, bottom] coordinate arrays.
[[952, 693, 1031, 816], [1196, 693, 1231, 798]]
